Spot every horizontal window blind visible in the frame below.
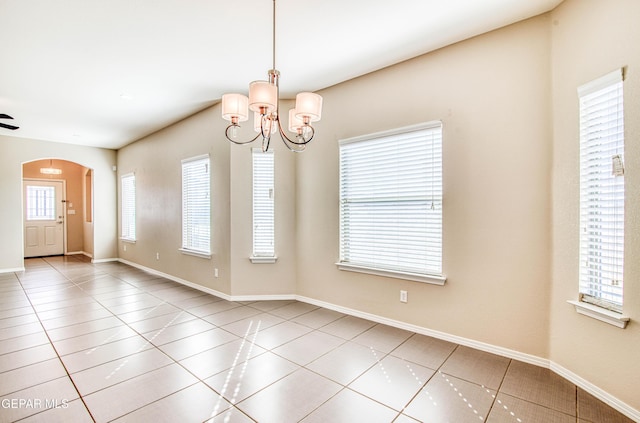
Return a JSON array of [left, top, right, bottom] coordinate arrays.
[[339, 122, 443, 276], [182, 155, 211, 254], [253, 148, 275, 257], [578, 69, 624, 312], [120, 174, 136, 240]]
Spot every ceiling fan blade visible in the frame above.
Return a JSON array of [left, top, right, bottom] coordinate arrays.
[[0, 122, 19, 130], [0, 114, 14, 119]]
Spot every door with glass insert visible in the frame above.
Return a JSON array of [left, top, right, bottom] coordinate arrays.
[[23, 180, 65, 257]]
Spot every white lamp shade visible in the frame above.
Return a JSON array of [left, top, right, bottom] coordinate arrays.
[[254, 112, 277, 134], [221, 94, 249, 122], [249, 81, 277, 113], [295, 92, 322, 122], [288, 109, 304, 133]]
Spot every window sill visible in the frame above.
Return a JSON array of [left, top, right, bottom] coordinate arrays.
[[179, 248, 212, 259], [250, 256, 278, 264], [336, 262, 446, 285], [120, 238, 136, 244], [567, 300, 630, 329]]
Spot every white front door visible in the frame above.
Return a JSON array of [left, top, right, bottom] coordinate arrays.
[[23, 180, 65, 257]]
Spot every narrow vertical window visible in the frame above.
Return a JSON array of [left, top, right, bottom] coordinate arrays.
[[338, 122, 444, 284], [251, 148, 276, 262], [85, 169, 93, 223], [120, 173, 136, 241], [578, 69, 625, 312], [181, 155, 211, 256]]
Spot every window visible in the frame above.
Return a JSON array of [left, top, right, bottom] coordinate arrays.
[[120, 173, 136, 241], [85, 169, 93, 223], [578, 69, 625, 312], [338, 122, 444, 284], [252, 148, 276, 262], [26, 185, 56, 221], [181, 155, 211, 256]]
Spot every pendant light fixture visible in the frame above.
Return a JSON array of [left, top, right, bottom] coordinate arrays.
[[221, 0, 323, 152], [40, 159, 62, 175]]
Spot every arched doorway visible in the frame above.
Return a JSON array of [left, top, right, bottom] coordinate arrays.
[[22, 159, 94, 259]]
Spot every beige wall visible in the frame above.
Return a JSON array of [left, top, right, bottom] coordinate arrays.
[[0, 136, 117, 271], [9, 0, 628, 414], [117, 102, 299, 297], [229, 102, 298, 297], [118, 102, 296, 297], [549, 0, 640, 411], [22, 159, 88, 254], [116, 107, 230, 294], [297, 15, 552, 358]]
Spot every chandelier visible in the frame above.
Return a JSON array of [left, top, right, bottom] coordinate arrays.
[[221, 0, 323, 152]]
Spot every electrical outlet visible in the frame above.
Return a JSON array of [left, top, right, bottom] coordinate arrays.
[[400, 290, 408, 303], [156, 252, 160, 260], [123, 244, 127, 252], [214, 268, 219, 278]]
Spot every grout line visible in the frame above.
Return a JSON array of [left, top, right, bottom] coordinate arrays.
[[11, 257, 613, 423], [576, 385, 579, 423], [55, 258, 264, 421], [14, 256, 97, 423]]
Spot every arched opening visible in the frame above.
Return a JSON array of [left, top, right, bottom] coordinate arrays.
[[22, 158, 94, 259]]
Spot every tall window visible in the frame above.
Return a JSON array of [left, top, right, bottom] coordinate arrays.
[[338, 122, 444, 283], [85, 170, 93, 223], [120, 173, 136, 241], [252, 148, 275, 259], [578, 69, 625, 312], [181, 155, 210, 255]]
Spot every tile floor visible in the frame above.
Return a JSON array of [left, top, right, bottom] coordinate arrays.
[[0, 256, 634, 423]]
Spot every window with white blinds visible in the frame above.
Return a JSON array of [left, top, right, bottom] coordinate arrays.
[[578, 69, 625, 312], [181, 155, 211, 255], [252, 148, 275, 258], [120, 173, 136, 240], [338, 122, 443, 283]]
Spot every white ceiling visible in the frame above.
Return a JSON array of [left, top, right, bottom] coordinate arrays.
[[0, 0, 562, 150]]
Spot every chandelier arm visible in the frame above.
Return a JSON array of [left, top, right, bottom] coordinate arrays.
[[262, 136, 271, 152], [279, 133, 306, 152], [300, 125, 315, 144], [271, 120, 308, 152], [225, 124, 262, 145], [261, 114, 273, 140], [277, 121, 315, 146], [275, 120, 300, 144], [275, 120, 302, 152]]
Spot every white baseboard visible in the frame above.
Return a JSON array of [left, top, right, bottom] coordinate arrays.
[[113, 259, 639, 421], [117, 259, 233, 301], [232, 294, 297, 302], [66, 251, 94, 259], [296, 295, 549, 368], [92, 257, 119, 264], [551, 362, 640, 422], [117, 259, 297, 303], [296, 296, 638, 421], [0, 267, 25, 274]]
